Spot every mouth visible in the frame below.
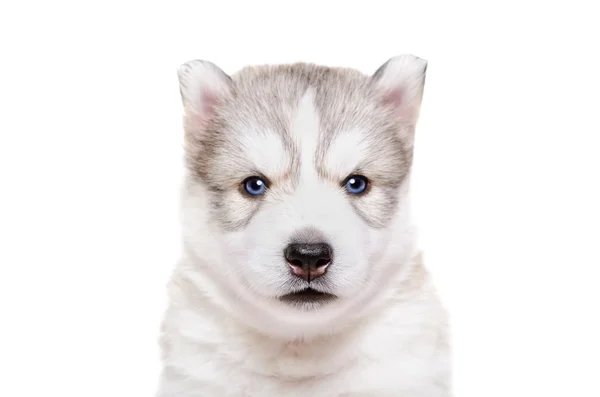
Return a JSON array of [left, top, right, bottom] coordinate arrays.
[[279, 288, 337, 306]]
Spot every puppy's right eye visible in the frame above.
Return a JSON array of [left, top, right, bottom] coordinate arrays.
[[343, 175, 369, 195], [242, 176, 268, 196]]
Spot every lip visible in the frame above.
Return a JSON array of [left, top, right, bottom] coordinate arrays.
[[279, 288, 337, 305]]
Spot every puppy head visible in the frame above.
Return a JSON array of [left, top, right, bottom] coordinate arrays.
[[177, 56, 427, 339]]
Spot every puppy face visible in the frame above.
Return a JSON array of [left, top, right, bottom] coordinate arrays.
[[178, 56, 427, 338]]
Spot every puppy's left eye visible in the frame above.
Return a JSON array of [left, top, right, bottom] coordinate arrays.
[[242, 176, 268, 196], [344, 175, 369, 195]]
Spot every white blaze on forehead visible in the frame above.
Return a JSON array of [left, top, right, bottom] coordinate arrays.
[[325, 129, 368, 179], [292, 89, 320, 181]]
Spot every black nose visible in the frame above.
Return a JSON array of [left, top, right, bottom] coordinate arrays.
[[284, 243, 332, 281]]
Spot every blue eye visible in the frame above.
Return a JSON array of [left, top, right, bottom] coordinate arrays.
[[243, 176, 267, 196], [344, 175, 369, 195]]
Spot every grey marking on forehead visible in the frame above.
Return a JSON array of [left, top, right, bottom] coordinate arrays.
[[184, 62, 414, 230]]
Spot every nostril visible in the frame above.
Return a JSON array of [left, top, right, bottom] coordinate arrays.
[[315, 258, 330, 268], [289, 259, 304, 268]]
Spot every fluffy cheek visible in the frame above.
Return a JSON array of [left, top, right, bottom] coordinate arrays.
[[181, 181, 262, 295], [325, 190, 405, 296], [367, 198, 416, 281], [217, 204, 291, 298], [333, 188, 415, 297]]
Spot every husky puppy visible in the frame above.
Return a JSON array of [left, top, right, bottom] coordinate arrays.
[[157, 55, 451, 397]]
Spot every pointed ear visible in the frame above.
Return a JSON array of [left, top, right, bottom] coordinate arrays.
[[177, 60, 232, 123], [372, 54, 428, 125]]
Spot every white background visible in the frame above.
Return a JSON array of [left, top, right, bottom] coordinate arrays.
[[1, 1, 599, 396]]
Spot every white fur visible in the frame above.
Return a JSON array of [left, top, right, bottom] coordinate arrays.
[[157, 56, 451, 396], [295, 89, 320, 181]]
